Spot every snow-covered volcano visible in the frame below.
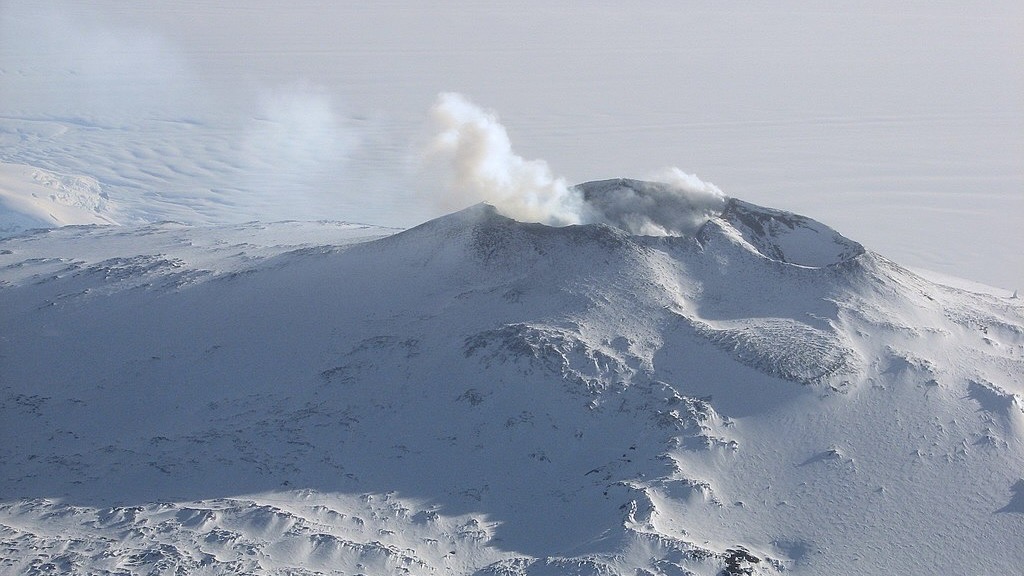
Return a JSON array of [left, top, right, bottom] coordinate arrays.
[[1, 180, 1022, 575]]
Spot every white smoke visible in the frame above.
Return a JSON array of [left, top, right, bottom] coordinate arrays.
[[632, 167, 728, 236], [0, 2, 361, 222], [425, 93, 727, 236], [425, 92, 595, 226], [240, 83, 355, 207]]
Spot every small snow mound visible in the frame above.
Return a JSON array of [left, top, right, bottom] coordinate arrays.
[[997, 480, 1024, 514], [717, 198, 864, 267], [967, 380, 1024, 435]]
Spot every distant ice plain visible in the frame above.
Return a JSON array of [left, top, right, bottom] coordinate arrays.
[[1, 1, 1020, 288]]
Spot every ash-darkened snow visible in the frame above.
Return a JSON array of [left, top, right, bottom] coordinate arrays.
[[2, 179, 1021, 575]]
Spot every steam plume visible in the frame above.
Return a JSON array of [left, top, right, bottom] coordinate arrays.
[[425, 93, 594, 226], [425, 93, 727, 236], [0, 2, 359, 222], [240, 83, 354, 207]]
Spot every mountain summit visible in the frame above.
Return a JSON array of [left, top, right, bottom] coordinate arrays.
[[575, 177, 863, 267], [2, 182, 1022, 575]]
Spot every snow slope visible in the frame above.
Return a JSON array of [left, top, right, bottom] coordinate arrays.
[[2, 179, 1022, 575]]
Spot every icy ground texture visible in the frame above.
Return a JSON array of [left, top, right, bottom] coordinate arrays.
[[0, 162, 119, 235], [1, 181, 1022, 575]]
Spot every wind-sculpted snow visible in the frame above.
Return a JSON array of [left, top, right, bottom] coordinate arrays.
[[0, 162, 119, 236], [691, 318, 858, 385], [0, 495, 486, 575], [1, 186, 1022, 575], [464, 323, 632, 395]]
